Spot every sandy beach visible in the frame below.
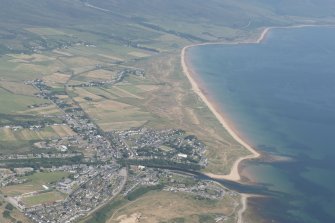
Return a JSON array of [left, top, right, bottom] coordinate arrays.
[[180, 31, 265, 221], [181, 38, 264, 182], [181, 24, 332, 181], [180, 28, 270, 223], [180, 25, 324, 223]]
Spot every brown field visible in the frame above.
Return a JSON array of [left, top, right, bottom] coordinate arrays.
[[83, 69, 117, 81], [25, 27, 67, 36], [108, 191, 240, 223], [112, 86, 143, 99], [43, 72, 71, 86], [9, 53, 56, 63], [85, 87, 118, 100], [0, 125, 75, 142], [0, 81, 38, 96], [14, 63, 57, 75], [105, 86, 142, 99], [128, 51, 151, 58], [67, 79, 87, 86], [51, 124, 76, 137], [1, 184, 37, 196], [135, 84, 159, 92], [98, 54, 124, 62], [20, 104, 62, 116], [63, 57, 100, 67], [53, 49, 73, 57], [70, 85, 152, 131], [71, 66, 96, 75], [98, 120, 147, 131], [73, 87, 104, 101], [1, 128, 16, 141]]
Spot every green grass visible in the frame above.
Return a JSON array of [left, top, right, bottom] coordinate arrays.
[[22, 191, 66, 207], [126, 185, 163, 201], [0, 88, 47, 114], [117, 85, 146, 95], [0, 125, 71, 142], [23, 171, 70, 186], [85, 87, 118, 100], [25, 27, 68, 36], [1, 171, 70, 196], [0, 140, 36, 155]]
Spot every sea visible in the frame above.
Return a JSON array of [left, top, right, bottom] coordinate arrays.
[[187, 26, 335, 223]]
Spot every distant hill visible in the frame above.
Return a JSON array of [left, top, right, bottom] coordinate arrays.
[[0, 0, 334, 55]]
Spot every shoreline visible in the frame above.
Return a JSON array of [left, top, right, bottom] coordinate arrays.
[[180, 24, 333, 223], [237, 194, 250, 223], [181, 33, 267, 182], [181, 23, 334, 180]]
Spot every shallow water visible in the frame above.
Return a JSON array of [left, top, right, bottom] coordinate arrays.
[[188, 26, 335, 223]]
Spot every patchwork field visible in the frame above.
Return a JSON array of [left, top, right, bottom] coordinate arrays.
[[69, 83, 161, 131], [82, 69, 117, 81], [0, 81, 38, 96], [0, 125, 75, 142], [25, 27, 69, 36], [20, 104, 62, 116], [43, 72, 71, 87], [0, 88, 48, 114]]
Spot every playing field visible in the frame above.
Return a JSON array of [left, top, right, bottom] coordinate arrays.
[[22, 191, 66, 207], [0, 171, 70, 196]]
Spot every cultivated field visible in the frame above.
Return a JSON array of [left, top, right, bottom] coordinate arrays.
[[0, 125, 75, 142]]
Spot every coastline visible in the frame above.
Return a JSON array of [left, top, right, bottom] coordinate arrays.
[[237, 194, 250, 223], [180, 24, 334, 181], [181, 36, 265, 182], [180, 24, 331, 223]]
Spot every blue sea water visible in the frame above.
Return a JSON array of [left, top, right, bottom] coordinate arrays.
[[188, 27, 335, 223]]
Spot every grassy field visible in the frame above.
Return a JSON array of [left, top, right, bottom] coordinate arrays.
[[0, 88, 48, 114], [0, 171, 69, 196], [20, 104, 62, 116], [0, 81, 38, 96], [104, 191, 240, 223], [68, 84, 160, 131], [0, 125, 75, 141], [22, 191, 66, 207]]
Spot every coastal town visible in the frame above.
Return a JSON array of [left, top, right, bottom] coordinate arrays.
[[0, 62, 234, 223]]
